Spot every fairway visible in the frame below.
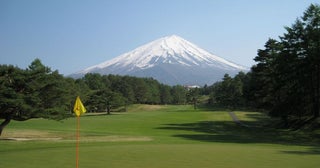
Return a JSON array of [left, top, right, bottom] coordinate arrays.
[[1, 105, 319, 168]]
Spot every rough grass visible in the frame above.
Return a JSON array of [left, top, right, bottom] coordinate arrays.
[[1, 105, 320, 168]]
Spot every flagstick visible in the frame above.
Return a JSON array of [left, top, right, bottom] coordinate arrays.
[[73, 96, 86, 168], [76, 116, 80, 168]]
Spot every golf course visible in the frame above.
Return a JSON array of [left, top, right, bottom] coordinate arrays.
[[1, 105, 319, 168]]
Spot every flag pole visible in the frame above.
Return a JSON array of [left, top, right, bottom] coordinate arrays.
[[73, 96, 86, 168], [76, 116, 80, 168]]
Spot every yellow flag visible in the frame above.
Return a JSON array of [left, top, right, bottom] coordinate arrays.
[[73, 96, 86, 117]]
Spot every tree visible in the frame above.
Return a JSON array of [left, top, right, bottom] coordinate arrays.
[[132, 78, 150, 103], [171, 85, 187, 104], [0, 65, 27, 135], [210, 74, 244, 108], [86, 89, 125, 114], [248, 4, 320, 123], [302, 4, 320, 118], [0, 59, 71, 135], [83, 73, 106, 90], [187, 88, 200, 109], [113, 75, 135, 104], [273, 4, 320, 119], [144, 78, 161, 104], [160, 84, 172, 104], [250, 39, 282, 111]]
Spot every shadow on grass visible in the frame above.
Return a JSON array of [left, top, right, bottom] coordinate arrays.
[[157, 115, 320, 149], [281, 147, 320, 155], [81, 112, 125, 117]]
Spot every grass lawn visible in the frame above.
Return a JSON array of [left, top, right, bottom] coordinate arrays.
[[1, 105, 320, 168]]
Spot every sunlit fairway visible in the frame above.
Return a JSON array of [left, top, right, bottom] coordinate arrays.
[[1, 105, 320, 168]]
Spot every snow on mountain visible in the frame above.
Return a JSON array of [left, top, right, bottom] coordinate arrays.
[[71, 35, 248, 85]]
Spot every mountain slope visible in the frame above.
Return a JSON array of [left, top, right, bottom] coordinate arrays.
[[71, 35, 248, 85]]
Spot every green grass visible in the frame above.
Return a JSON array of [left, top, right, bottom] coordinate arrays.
[[1, 105, 320, 168]]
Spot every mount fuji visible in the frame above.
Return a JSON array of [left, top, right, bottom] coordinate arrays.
[[70, 35, 248, 85]]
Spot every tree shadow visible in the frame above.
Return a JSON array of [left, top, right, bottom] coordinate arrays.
[[80, 112, 125, 117], [281, 147, 320, 155], [157, 119, 320, 147]]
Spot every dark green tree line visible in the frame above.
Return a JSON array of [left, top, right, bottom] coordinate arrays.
[[77, 73, 189, 112]]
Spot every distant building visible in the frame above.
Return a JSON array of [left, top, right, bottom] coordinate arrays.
[[185, 85, 200, 90]]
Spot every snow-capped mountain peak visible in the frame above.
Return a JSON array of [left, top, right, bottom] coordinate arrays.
[[81, 35, 246, 73], [72, 35, 248, 85]]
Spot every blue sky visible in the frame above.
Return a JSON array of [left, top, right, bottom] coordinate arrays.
[[1, 0, 318, 75]]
